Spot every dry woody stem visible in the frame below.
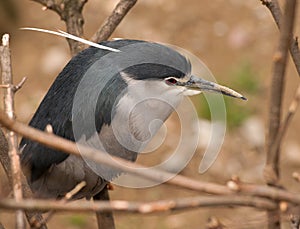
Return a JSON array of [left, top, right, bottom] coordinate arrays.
[[0, 34, 25, 229], [34, 181, 87, 228], [265, 0, 297, 184], [32, 0, 87, 55], [0, 195, 277, 213], [262, 0, 300, 76], [3, 112, 300, 207], [0, 35, 47, 229], [91, 0, 138, 43], [262, 0, 298, 229]]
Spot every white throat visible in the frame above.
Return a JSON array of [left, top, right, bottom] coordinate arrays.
[[110, 74, 185, 153]]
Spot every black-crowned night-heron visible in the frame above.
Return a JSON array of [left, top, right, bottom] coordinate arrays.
[[20, 39, 245, 199]]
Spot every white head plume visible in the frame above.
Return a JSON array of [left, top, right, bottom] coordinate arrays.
[[20, 27, 120, 53]]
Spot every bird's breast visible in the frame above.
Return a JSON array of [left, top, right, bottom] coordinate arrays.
[[106, 79, 184, 156]]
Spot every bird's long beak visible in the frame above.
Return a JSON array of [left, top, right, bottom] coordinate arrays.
[[183, 75, 247, 100]]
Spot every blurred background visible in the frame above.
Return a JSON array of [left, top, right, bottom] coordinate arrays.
[[0, 0, 300, 228]]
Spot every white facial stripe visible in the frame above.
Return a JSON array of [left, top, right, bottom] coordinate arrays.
[[121, 72, 197, 97]]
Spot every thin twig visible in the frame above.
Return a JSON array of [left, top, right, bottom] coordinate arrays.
[[264, 0, 297, 225], [0, 34, 25, 229], [290, 37, 300, 76], [0, 37, 47, 229], [232, 182, 300, 204], [89, 1, 139, 227], [35, 181, 86, 228], [0, 110, 232, 195], [267, 83, 300, 229], [0, 129, 47, 228], [65, 181, 87, 200], [13, 77, 27, 92], [261, 1, 299, 227], [264, 0, 297, 186], [0, 195, 277, 213], [270, 85, 300, 162], [91, 0, 137, 43], [261, 0, 300, 77], [261, 0, 282, 28], [4, 112, 300, 205], [0, 129, 10, 188]]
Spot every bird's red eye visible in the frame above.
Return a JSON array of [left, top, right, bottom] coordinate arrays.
[[165, 78, 177, 85]]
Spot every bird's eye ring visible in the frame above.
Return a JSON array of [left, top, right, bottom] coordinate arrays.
[[165, 77, 178, 85]]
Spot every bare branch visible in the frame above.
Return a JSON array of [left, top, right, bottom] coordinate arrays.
[[35, 181, 86, 228], [264, 0, 297, 186], [290, 37, 300, 76], [269, 85, 300, 164], [261, 1, 299, 228], [3, 112, 300, 206], [91, 0, 137, 43], [0, 37, 47, 229], [13, 77, 27, 93], [32, 0, 87, 55], [0, 110, 232, 195], [261, 0, 300, 77], [65, 181, 87, 200], [261, 0, 282, 28], [237, 182, 300, 205], [0, 129, 47, 228], [0, 34, 25, 229], [0, 128, 10, 187], [0, 195, 277, 213]]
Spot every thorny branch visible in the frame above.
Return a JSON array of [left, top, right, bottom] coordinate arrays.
[[0, 34, 25, 229]]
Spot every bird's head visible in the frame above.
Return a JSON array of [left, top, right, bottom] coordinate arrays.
[[114, 40, 246, 102]]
